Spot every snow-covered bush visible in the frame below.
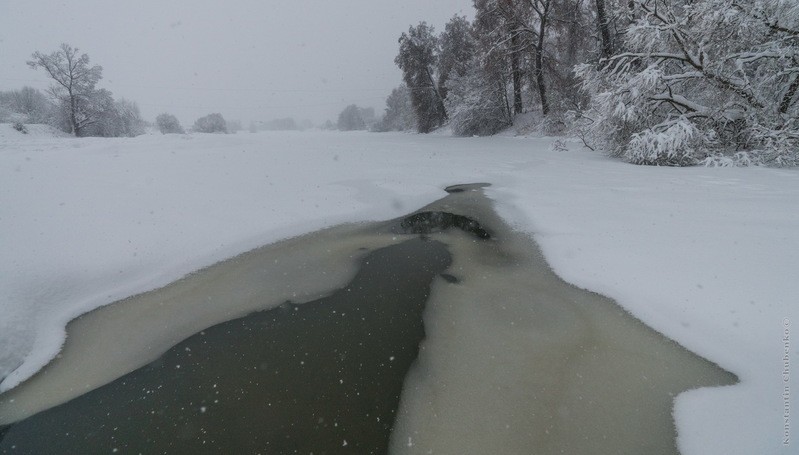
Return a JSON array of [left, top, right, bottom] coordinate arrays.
[[0, 87, 54, 124], [625, 118, 709, 166], [577, 0, 799, 166], [76, 93, 145, 138], [156, 113, 185, 134], [193, 113, 227, 134]]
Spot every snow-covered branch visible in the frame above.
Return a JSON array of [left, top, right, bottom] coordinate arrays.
[[576, 0, 799, 166]]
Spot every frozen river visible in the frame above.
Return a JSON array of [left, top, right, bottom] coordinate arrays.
[[0, 184, 736, 454]]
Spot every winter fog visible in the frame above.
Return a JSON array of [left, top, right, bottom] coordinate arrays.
[[0, 0, 473, 126]]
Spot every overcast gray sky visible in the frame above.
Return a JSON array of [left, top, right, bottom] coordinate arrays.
[[0, 0, 473, 126]]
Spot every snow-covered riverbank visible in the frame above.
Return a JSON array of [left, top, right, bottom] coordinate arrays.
[[1, 126, 797, 454]]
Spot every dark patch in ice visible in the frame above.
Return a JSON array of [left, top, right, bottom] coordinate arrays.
[[444, 183, 490, 193], [398, 211, 491, 239], [0, 424, 9, 444], [0, 238, 451, 454], [440, 273, 460, 284]]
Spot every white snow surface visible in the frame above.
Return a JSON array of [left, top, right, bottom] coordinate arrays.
[[1, 126, 797, 454]]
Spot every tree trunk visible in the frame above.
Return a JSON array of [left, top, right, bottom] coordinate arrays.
[[510, 33, 523, 115], [534, 7, 550, 116], [501, 0, 523, 115], [534, 47, 549, 115], [500, 77, 513, 122], [779, 74, 799, 115], [69, 90, 79, 137], [595, 0, 614, 59], [425, 68, 448, 120]]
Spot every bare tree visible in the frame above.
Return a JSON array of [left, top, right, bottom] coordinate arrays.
[[27, 43, 103, 136], [474, 0, 556, 116], [526, 0, 553, 116]]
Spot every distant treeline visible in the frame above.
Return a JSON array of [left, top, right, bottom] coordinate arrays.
[[2, 43, 249, 137]]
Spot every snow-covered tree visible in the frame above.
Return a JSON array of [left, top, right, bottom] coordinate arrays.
[[479, 0, 556, 116], [193, 113, 227, 133], [473, 0, 527, 115], [156, 113, 185, 134], [375, 84, 417, 132], [547, 0, 595, 105], [445, 59, 512, 136], [111, 98, 145, 137], [337, 104, 368, 131], [73, 91, 142, 138], [591, 0, 638, 60], [395, 22, 448, 133], [472, 0, 593, 121], [438, 15, 477, 101], [27, 43, 103, 136], [577, 0, 799, 166]]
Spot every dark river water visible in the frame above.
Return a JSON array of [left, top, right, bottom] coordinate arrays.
[[0, 238, 451, 454]]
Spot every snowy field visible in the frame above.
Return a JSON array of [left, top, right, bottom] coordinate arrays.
[[1, 124, 797, 454]]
